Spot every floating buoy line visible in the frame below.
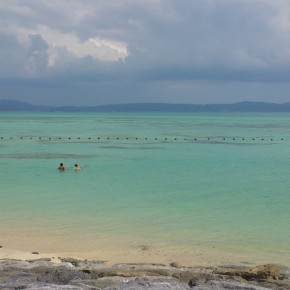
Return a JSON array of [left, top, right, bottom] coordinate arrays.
[[0, 136, 285, 142]]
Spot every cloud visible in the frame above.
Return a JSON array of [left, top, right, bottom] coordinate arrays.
[[1, 24, 128, 74], [0, 1, 129, 77], [32, 25, 128, 63], [0, 2, 33, 16], [0, 0, 290, 105], [2, 1, 290, 76]]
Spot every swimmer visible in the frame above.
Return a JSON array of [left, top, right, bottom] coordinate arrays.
[[58, 163, 65, 171], [74, 164, 81, 171]]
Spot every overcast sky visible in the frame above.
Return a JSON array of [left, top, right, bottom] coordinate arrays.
[[0, 0, 290, 106]]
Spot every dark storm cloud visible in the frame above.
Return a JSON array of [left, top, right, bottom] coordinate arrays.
[[0, 0, 290, 105]]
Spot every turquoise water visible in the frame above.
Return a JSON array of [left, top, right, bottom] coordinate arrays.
[[0, 112, 290, 265]]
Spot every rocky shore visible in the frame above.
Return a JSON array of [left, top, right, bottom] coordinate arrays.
[[0, 257, 290, 290]]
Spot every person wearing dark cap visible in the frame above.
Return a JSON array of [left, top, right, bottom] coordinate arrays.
[[58, 163, 65, 171]]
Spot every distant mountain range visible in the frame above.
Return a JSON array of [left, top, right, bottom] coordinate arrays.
[[1, 99, 290, 112]]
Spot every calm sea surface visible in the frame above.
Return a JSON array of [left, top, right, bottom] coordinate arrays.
[[0, 112, 290, 265]]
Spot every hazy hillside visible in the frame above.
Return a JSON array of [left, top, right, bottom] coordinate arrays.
[[1, 99, 290, 112]]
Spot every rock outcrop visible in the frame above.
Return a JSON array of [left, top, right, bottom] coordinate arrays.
[[0, 258, 289, 289]]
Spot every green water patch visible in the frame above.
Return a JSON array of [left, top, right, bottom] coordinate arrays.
[[99, 145, 165, 150], [0, 153, 98, 159]]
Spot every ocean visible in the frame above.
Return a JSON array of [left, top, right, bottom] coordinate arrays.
[[0, 112, 290, 266]]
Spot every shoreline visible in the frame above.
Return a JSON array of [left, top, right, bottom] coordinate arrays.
[[0, 245, 258, 268], [0, 245, 286, 268], [2, 225, 290, 269], [0, 247, 63, 264], [1, 227, 290, 268]]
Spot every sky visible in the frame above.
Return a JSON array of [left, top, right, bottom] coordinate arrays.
[[0, 0, 290, 106]]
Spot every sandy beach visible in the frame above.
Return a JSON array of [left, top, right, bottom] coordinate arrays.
[[2, 227, 288, 268], [0, 244, 288, 269], [0, 246, 251, 268], [0, 246, 217, 267]]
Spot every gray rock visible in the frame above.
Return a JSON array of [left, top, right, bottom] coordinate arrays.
[[214, 264, 290, 281], [71, 276, 132, 289], [103, 277, 191, 290], [35, 266, 98, 284], [27, 258, 52, 263], [191, 280, 273, 290], [0, 259, 288, 290]]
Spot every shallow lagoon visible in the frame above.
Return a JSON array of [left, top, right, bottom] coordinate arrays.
[[0, 112, 290, 266]]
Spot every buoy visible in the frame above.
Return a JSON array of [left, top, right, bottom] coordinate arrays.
[[20, 135, 283, 142]]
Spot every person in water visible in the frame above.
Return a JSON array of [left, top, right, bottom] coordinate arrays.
[[58, 163, 65, 171], [74, 164, 81, 171]]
